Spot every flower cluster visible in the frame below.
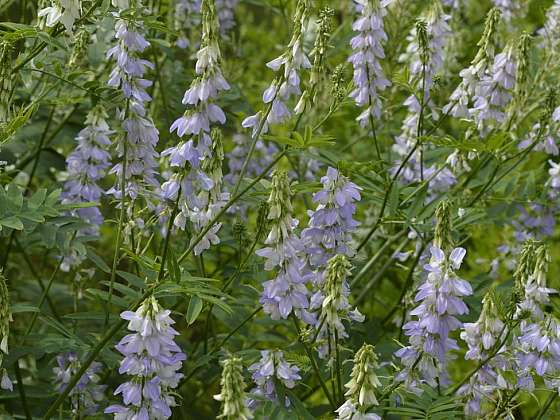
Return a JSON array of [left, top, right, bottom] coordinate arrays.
[[174, 0, 201, 49], [216, 0, 239, 35], [336, 343, 381, 420], [516, 316, 560, 391], [105, 297, 186, 419], [395, 246, 472, 391], [61, 106, 112, 232], [162, 0, 230, 255], [302, 167, 361, 268], [313, 255, 364, 359], [0, 42, 13, 124], [38, 0, 80, 33], [248, 350, 301, 408], [53, 352, 106, 416], [492, 0, 522, 23], [443, 7, 501, 120], [348, 0, 391, 127], [214, 355, 253, 420], [540, 0, 560, 50], [470, 42, 516, 132], [392, 2, 456, 194], [106, 6, 160, 203], [458, 291, 506, 416], [256, 169, 313, 323], [241, 0, 311, 134]]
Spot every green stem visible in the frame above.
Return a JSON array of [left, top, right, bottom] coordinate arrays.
[[178, 150, 286, 264], [44, 151, 287, 417], [536, 392, 558, 420], [291, 315, 337, 410], [22, 251, 65, 339], [14, 237, 61, 322], [105, 135, 128, 327], [14, 363, 31, 420], [354, 238, 410, 305], [356, 141, 420, 252]]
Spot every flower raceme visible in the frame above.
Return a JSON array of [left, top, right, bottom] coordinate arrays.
[[161, 0, 230, 255], [105, 297, 186, 419], [396, 246, 472, 391], [348, 0, 392, 127], [248, 350, 301, 408], [256, 169, 314, 324]]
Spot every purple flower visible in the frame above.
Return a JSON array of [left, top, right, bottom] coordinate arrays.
[[105, 297, 186, 419], [61, 106, 113, 232], [256, 170, 314, 323], [348, 0, 392, 126], [162, 0, 230, 256], [248, 350, 301, 408], [53, 352, 106, 415], [302, 167, 362, 268], [106, 12, 160, 203], [395, 246, 472, 391]]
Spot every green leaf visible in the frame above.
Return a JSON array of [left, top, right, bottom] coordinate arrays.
[[117, 271, 146, 289], [0, 216, 23, 230], [11, 303, 40, 313], [87, 248, 111, 273], [388, 184, 400, 216], [186, 296, 203, 325]]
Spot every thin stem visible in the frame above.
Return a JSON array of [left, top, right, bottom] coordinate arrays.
[[334, 329, 343, 405], [14, 363, 31, 420], [381, 243, 426, 325], [231, 101, 275, 197], [536, 392, 558, 420], [14, 237, 61, 322], [356, 141, 420, 252], [351, 230, 406, 287], [355, 238, 410, 304], [182, 307, 263, 383], [178, 150, 286, 264], [291, 315, 337, 410], [22, 252, 65, 339], [105, 135, 128, 327]]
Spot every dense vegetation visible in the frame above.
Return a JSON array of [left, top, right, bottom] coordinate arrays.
[[0, 0, 559, 418]]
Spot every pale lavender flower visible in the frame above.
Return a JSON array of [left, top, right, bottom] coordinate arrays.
[[106, 12, 160, 202], [256, 169, 314, 324], [216, 0, 238, 35], [248, 350, 301, 408], [458, 292, 506, 416], [516, 316, 560, 391], [105, 297, 186, 419], [62, 106, 113, 231], [395, 246, 472, 391], [302, 167, 362, 268], [547, 160, 560, 198], [54, 352, 106, 416], [173, 0, 201, 49], [492, 0, 522, 23], [518, 113, 560, 156], [398, 2, 451, 114], [241, 0, 311, 133], [38, 0, 80, 33], [348, 0, 392, 127], [225, 134, 278, 187], [392, 3, 455, 193], [470, 43, 516, 132], [539, 0, 560, 50], [162, 0, 230, 255], [443, 8, 501, 119]]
